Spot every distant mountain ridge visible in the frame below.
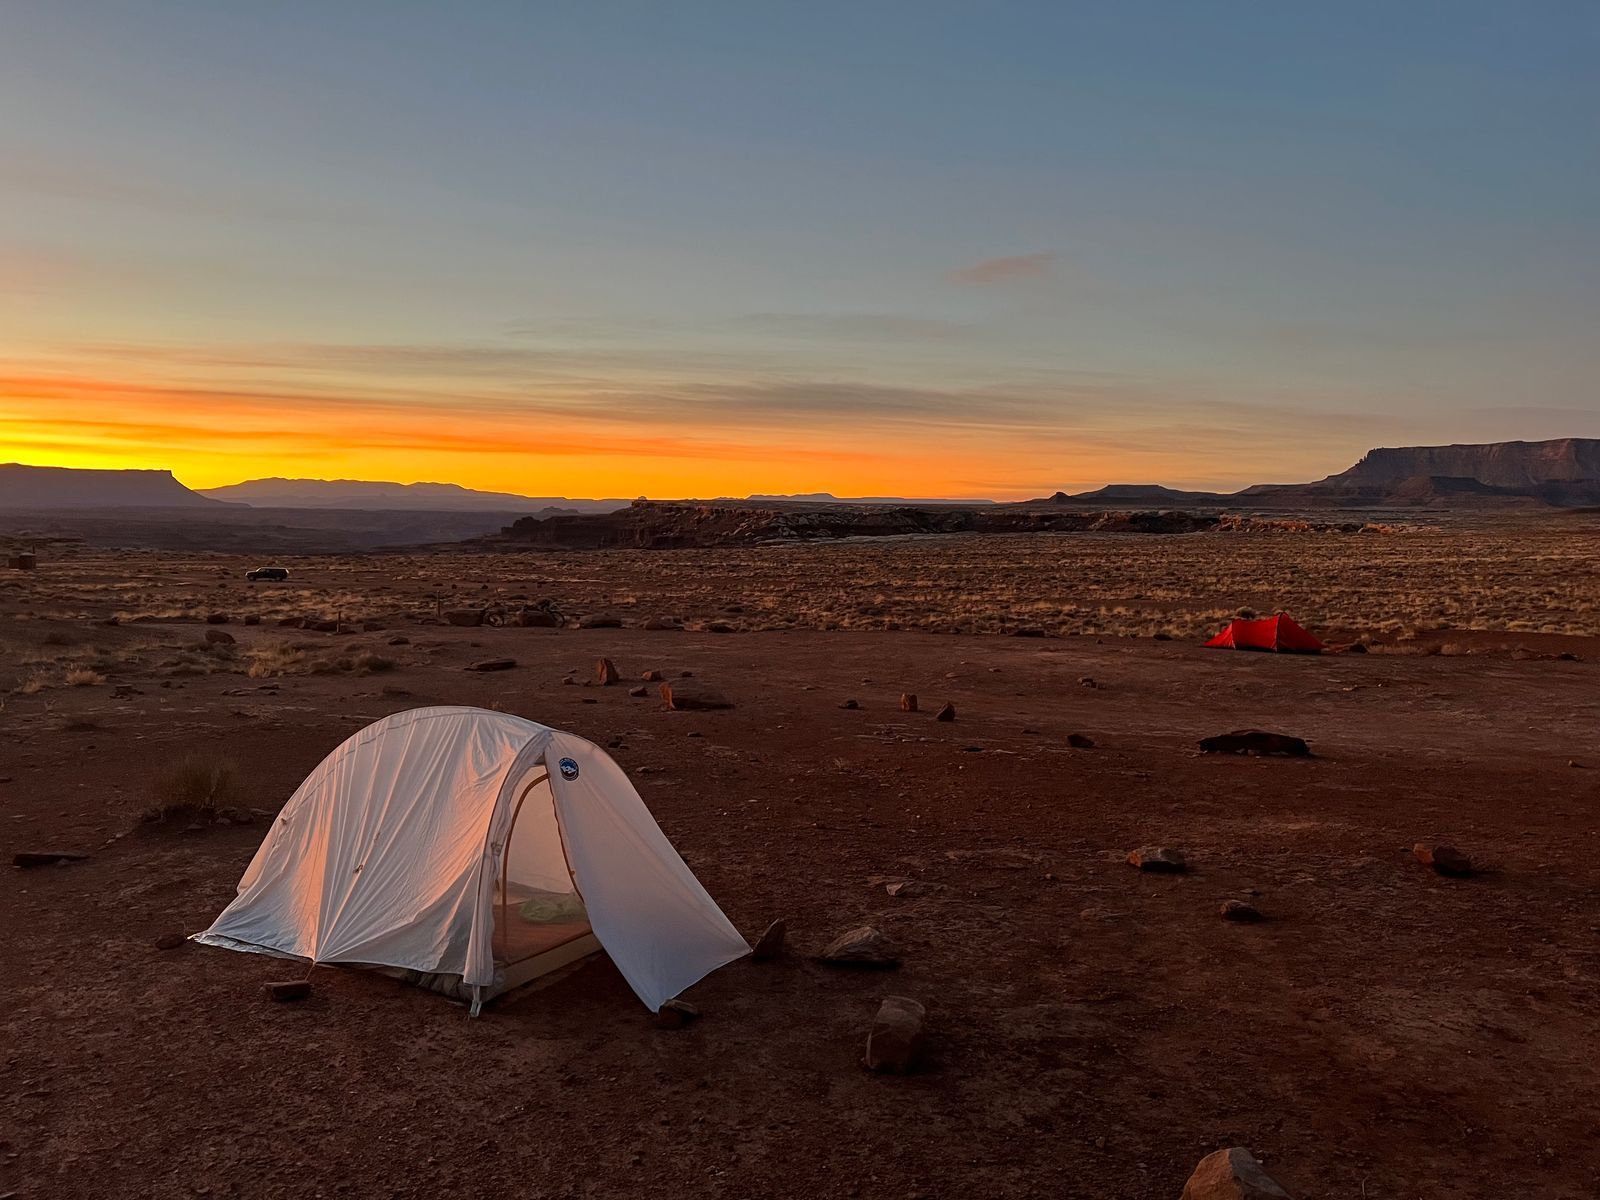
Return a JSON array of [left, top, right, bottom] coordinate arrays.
[[200, 477, 630, 514], [0, 464, 224, 509]]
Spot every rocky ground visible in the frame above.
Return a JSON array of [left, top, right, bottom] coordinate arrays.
[[3, 540, 1600, 1198]]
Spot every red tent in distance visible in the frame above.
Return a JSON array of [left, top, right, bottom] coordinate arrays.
[[1205, 613, 1325, 654]]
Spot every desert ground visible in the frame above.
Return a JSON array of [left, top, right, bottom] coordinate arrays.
[[3, 519, 1599, 1199]]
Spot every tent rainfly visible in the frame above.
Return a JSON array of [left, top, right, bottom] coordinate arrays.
[[195, 707, 749, 1013], [1204, 612, 1325, 654]]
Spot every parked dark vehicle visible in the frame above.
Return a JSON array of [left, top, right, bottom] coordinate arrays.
[[245, 566, 290, 582]]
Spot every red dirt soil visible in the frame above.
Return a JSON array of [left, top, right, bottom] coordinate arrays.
[[4, 617, 1600, 1198]]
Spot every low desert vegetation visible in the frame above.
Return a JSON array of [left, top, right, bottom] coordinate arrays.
[[246, 643, 396, 678], [143, 753, 245, 824], [63, 667, 105, 687]]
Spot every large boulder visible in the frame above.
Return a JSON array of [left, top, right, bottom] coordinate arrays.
[[864, 996, 926, 1073], [1199, 730, 1311, 757], [659, 682, 734, 711], [819, 925, 901, 968], [1181, 1147, 1292, 1199]]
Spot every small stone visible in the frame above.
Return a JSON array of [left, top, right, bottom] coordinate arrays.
[[840, 699, 860, 710], [1413, 843, 1473, 877], [864, 996, 927, 1073], [934, 702, 956, 722], [204, 612, 230, 625], [596, 657, 620, 685], [387, 636, 410, 646], [1127, 846, 1187, 873], [642, 669, 664, 682], [1220, 900, 1264, 923], [264, 980, 311, 1002], [706, 622, 735, 633], [1199, 730, 1311, 757], [1180, 1146, 1292, 1199], [12, 850, 89, 868], [819, 925, 901, 968], [751, 919, 787, 961], [1078, 676, 1097, 688], [1066, 733, 1095, 749], [628, 686, 648, 697], [465, 658, 516, 672], [243, 614, 261, 626], [900, 693, 917, 712], [154, 932, 186, 950], [205, 628, 235, 645], [653, 998, 700, 1029]]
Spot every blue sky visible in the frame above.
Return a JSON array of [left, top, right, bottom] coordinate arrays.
[[2, 1, 1596, 496]]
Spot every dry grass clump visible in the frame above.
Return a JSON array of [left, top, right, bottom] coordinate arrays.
[[17, 672, 50, 695], [246, 643, 396, 678], [64, 667, 106, 687], [143, 754, 245, 823]]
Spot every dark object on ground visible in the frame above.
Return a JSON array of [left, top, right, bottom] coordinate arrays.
[[1413, 842, 1473, 877], [1011, 627, 1045, 638], [1127, 846, 1187, 873], [13, 850, 89, 868], [642, 669, 664, 682], [900, 693, 917, 712], [1220, 899, 1265, 922], [840, 699, 860, 710], [1181, 1146, 1293, 1199], [660, 682, 734, 711], [596, 657, 619, 685], [205, 628, 235, 645], [628, 686, 648, 697], [1067, 733, 1095, 748], [154, 932, 186, 950], [204, 612, 230, 625], [819, 925, 901, 967], [865, 996, 927, 1074], [465, 658, 516, 672], [264, 980, 311, 1002], [444, 609, 485, 627], [935, 702, 956, 722], [578, 614, 622, 629], [654, 998, 700, 1029], [751, 919, 786, 961], [245, 567, 290, 582], [1199, 730, 1311, 757], [642, 617, 682, 631]]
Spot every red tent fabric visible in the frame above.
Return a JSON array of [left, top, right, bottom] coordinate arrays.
[[1205, 613, 1325, 654]]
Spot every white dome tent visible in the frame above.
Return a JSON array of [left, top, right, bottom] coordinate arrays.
[[195, 707, 749, 1013]]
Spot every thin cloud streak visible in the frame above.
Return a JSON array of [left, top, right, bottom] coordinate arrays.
[[948, 252, 1056, 286]]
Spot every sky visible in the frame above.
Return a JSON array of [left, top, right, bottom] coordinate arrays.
[[2, 1, 1597, 499]]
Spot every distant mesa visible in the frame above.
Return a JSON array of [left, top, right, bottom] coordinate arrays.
[[0, 464, 224, 509], [746, 492, 996, 506]]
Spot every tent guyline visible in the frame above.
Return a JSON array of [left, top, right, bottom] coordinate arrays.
[[195, 707, 750, 1014]]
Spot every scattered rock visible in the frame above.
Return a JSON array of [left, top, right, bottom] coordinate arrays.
[[1066, 733, 1095, 749], [1413, 842, 1473, 877], [934, 702, 956, 722], [864, 996, 927, 1073], [112, 684, 143, 699], [1199, 730, 1311, 757], [578, 614, 622, 629], [465, 658, 517, 672], [264, 980, 311, 1002], [885, 880, 939, 898], [660, 682, 734, 711], [819, 925, 901, 968], [277, 616, 305, 628], [204, 628, 235, 645], [642, 669, 664, 682], [900, 693, 918, 712], [751, 919, 787, 961], [1180, 1147, 1293, 1200], [1127, 846, 1187, 873], [243, 614, 260, 626], [1220, 899, 1265, 923], [596, 657, 620, 686], [305, 618, 339, 633], [642, 617, 682, 631], [361, 620, 385, 632], [653, 998, 700, 1029], [628, 685, 648, 697], [204, 613, 230, 625], [13, 850, 89, 868], [706, 621, 735, 633], [840, 699, 860, 710], [1078, 676, 1097, 688], [509, 608, 561, 628], [444, 609, 485, 627], [387, 635, 410, 646], [154, 932, 186, 951]]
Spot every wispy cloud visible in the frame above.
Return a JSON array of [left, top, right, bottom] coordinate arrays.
[[731, 313, 978, 343], [948, 252, 1056, 286]]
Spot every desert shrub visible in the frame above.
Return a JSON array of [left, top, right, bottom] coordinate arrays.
[[64, 667, 105, 687], [246, 644, 306, 678], [144, 754, 245, 823], [17, 673, 49, 695]]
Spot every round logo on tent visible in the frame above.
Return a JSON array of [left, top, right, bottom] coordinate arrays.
[[558, 757, 580, 781]]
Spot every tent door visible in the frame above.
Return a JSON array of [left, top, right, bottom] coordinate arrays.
[[495, 765, 591, 969]]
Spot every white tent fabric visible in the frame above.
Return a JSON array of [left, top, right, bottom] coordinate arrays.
[[195, 706, 748, 1011]]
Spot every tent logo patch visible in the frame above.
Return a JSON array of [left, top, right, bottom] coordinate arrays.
[[558, 757, 580, 780]]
